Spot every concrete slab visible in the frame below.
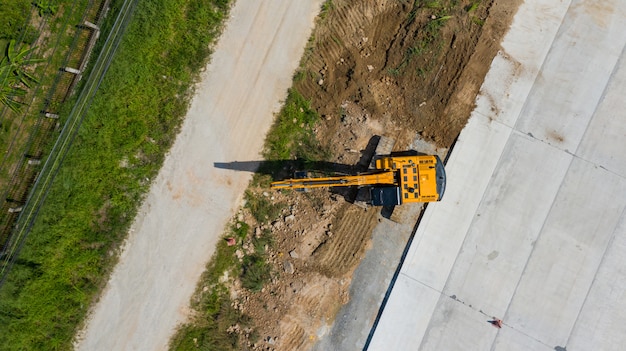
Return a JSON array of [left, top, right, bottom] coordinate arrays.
[[566, 211, 626, 349], [441, 132, 572, 314], [514, 1, 626, 153], [367, 0, 626, 350], [576, 45, 626, 178], [400, 113, 513, 290], [503, 157, 626, 347], [368, 274, 440, 349]]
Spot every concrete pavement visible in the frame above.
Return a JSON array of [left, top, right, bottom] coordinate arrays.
[[367, 1, 626, 350]]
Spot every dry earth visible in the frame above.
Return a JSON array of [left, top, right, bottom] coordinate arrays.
[[225, 1, 522, 350]]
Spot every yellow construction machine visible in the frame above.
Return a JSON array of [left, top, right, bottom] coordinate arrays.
[[270, 154, 446, 206]]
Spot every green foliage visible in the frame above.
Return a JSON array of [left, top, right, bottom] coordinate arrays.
[[169, 285, 243, 351], [465, 2, 480, 12], [0, 40, 44, 111], [244, 190, 284, 224], [0, 0, 233, 349], [232, 221, 249, 240], [240, 254, 270, 292], [319, 0, 334, 20], [32, 0, 58, 17], [252, 228, 274, 255], [263, 88, 330, 168], [0, 0, 31, 40], [170, 214, 270, 349], [471, 16, 484, 26]]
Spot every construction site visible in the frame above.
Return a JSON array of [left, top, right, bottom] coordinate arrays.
[[11, 0, 623, 350], [197, 1, 524, 349]]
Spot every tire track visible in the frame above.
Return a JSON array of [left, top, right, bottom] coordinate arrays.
[[314, 205, 379, 277]]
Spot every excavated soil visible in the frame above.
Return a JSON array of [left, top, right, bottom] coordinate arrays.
[[230, 1, 521, 350]]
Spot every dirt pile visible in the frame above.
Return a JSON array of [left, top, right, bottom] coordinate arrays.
[[230, 0, 521, 350]]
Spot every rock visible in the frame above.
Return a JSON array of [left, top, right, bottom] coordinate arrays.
[[235, 249, 244, 259], [289, 250, 299, 259], [367, 64, 374, 72], [283, 261, 295, 274], [290, 281, 303, 293], [267, 336, 275, 344], [255, 227, 262, 237], [318, 78, 324, 85], [285, 214, 295, 221]]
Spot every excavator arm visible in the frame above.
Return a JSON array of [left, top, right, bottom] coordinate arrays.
[[270, 171, 397, 190]]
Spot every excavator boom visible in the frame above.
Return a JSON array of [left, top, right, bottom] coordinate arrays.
[[270, 171, 396, 190]]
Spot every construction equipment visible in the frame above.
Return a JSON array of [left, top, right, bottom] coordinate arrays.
[[270, 153, 446, 206]]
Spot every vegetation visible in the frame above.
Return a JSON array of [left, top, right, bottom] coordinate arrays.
[[0, 0, 232, 349], [32, 0, 58, 17], [0, 40, 44, 111], [244, 190, 285, 224], [0, 0, 328, 349], [0, 0, 32, 42], [263, 88, 328, 163], [168, 241, 247, 351], [171, 191, 282, 349], [240, 253, 270, 291]]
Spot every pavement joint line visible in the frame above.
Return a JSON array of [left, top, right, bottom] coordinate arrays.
[[508, 0, 575, 136], [570, 42, 626, 158], [399, 272, 555, 351], [571, 42, 626, 178], [563, 205, 626, 348], [400, 272, 496, 320], [511, 129, 626, 180], [496, 150, 577, 348], [488, 318, 555, 351]]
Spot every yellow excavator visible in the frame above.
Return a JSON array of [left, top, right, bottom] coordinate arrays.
[[270, 154, 446, 206]]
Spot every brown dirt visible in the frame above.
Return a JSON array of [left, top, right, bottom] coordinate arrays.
[[229, 0, 521, 350]]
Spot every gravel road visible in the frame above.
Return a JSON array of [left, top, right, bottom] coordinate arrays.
[[74, 1, 322, 349]]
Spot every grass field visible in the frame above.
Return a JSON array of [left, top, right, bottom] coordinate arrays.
[[0, 0, 232, 349]]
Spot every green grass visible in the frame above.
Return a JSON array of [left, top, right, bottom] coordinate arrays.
[[244, 190, 285, 224], [263, 88, 328, 162], [171, 196, 277, 349], [0, 0, 232, 349], [0, 0, 32, 42], [466, 2, 480, 13], [169, 238, 247, 351], [240, 254, 271, 292]]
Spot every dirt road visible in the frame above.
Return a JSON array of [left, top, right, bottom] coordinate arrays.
[[73, 1, 323, 350]]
